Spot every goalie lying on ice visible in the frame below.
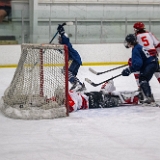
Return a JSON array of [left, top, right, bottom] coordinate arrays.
[[68, 80, 140, 112]]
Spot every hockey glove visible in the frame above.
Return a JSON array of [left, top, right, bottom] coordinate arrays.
[[122, 67, 131, 76], [57, 24, 65, 35]]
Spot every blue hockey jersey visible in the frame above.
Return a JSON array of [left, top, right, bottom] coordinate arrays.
[[61, 34, 82, 65]]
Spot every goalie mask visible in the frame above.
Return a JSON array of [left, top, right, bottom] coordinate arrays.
[[124, 34, 137, 48]]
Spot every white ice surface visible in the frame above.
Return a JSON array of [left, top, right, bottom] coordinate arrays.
[[0, 66, 160, 160]]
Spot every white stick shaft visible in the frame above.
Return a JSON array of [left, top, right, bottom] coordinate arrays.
[[65, 22, 74, 26]]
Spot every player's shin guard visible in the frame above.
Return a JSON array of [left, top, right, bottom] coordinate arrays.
[[140, 81, 154, 103], [140, 81, 151, 97]]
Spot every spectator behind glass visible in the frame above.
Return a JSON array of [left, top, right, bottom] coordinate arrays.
[[0, 0, 11, 23]]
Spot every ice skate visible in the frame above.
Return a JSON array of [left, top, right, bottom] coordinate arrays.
[[76, 83, 86, 92], [70, 82, 86, 92], [142, 97, 152, 104], [138, 82, 155, 105], [141, 96, 159, 107]]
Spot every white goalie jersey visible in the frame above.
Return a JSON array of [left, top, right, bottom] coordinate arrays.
[[68, 90, 89, 112]]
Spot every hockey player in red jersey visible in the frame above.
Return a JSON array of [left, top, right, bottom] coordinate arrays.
[[133, 22, 160, 55], [131, 22, 160, 86]]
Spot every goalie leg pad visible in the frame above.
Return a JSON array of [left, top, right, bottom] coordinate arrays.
[[103, 94, 120, 108], [85, 92, 103, 109], [85, 92, 120, 108]]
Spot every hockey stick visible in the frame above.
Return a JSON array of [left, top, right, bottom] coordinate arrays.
[[29, 21, 74, 72], [85, 74, 122, 87], [49, 21, 74, 44], [89, 64, 128, 75]]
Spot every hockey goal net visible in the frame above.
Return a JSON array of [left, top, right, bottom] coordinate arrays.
[[0, 43, 69, 119]]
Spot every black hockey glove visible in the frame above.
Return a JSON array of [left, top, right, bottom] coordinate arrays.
[[57, 24, 65, 35], [122, 67, 131, 76]]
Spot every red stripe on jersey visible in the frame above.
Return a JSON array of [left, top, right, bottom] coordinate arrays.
[[155, 43, 160, 48], [148, 49, 157, 56], [157, 78, 160, 83]]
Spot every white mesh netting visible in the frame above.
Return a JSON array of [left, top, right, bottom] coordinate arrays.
[[0, 44, 68, 119]]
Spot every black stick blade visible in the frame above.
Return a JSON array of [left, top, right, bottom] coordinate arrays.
[[85, 74, 122, 87]]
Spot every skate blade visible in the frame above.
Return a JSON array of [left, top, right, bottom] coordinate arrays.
[[142, 102, 160, 107]]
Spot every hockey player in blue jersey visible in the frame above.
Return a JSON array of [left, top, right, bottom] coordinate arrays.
[[57, 24, 86, 91], [121, 34, 159, 104]]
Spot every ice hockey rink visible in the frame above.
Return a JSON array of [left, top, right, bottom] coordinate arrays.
[[0, 65, 160, 160]]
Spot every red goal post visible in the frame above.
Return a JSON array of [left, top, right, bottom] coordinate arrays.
[[0, 43, 69, 119]]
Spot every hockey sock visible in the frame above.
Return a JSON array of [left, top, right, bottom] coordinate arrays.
[[140, 81, 152, 98]]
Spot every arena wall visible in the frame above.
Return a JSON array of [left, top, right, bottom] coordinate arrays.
[[1, 1, 160, 44], [0, 44, 131, 67]]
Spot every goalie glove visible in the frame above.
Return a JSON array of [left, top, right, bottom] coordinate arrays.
[[122, 67, 131, 76]]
